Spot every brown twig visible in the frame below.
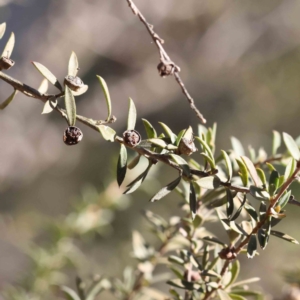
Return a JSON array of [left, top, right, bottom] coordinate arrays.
[[125, 0, 207, 124]]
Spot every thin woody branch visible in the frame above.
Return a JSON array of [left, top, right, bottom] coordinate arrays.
[[125, 0, 207, 124]]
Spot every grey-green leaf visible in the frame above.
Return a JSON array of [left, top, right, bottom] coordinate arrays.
[[272, 130, 281, 156], [60, 286, 81, 300], [0, 23, 6, 40], [97, 125, 116, 142], [127, 154, 141, 170], [127, 97, 137, 130], [231, 136, 245, 156], [64, 85, 76, 126], [97, 75, 112, 121], [270, 230, 299, 245], [32, 61, 63, 91], [142, 118, 157, 139], [241, 156, 262, 187], [158, 122, 177, 144], [2, 32, 14, 58], [247, 235, 257, 258], [38, 78, 48, 94], [196, 176, 221, 189], [190, 183, 197, 219], [226, 189, 234, 219], [0, 89, 17, 110], [41, 98, 57, 114], [231, 194, 247, 221], [150, 176, 181, 202], [217, 289, 232, 300], [221, 150, 233, 181], [117, 144, 127, 186], [283, 132, 300, 161], [68, 51, 79, 77], [284, 158, 296, 181], [170, 154, 191, 177]]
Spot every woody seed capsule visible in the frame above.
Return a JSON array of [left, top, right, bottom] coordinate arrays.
[[0, 57, 15, 70], [63, 126, 83, 145], [64, 75, 84, 92], [123, 130, 141, 147]]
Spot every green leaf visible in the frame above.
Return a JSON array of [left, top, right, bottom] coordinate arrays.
[[241, 156, 262, 187], [64, 85, 76, 126], [231, 277, 260, 288], [2, 32, 14, 58], [283, 132, 300, 161], [221, 150, 233, 181], [231, 137, 245, 156], [38, 78, 48, 94], [32, 61, 63, 91], [127, 97, 136, 130], [270, 230, 299, 245], [0, 23, 6, 40], [256, 168, 266, 187], [231, 194, 247, 221], [169, 154, 191, 177], [158, 122, 177, 144], [195, 137, 215, 168], [190, 183, 197, 219], [284, 158, 296, 181], [117, 144, 127, 186], [86, 279, 111, 300], [148, 138, 168, 149], [247, 235, 257, 258], [175, 129, 186, 146], [217, 289, 232, 300], [203, 236, 226, 246], [60, 286, 81, 300], [150, 176, 181, 202], [0, 89, 17, 110], [244, 203, 258, 221], [272, 130, 281, 156], [226, 189, 234, 219], [200, 152, 215, 170], [277, 190, 291, 210], [97, 75, 112, 121], [229, 294, 247, 300], [196, 176, 220, 189], [236, 158, 248, 186], [226, 260, 240, 287], [127, 154, 140, 170], [97, 125, 116, 141], [124, 162, 152, 194], [41, 97, 57, 114], [168, 255, 185, 265], [257, 218, 271, 249], [68, 51, 79, 77], [142, 118, 157, 138], [249, 186, 270, 201]]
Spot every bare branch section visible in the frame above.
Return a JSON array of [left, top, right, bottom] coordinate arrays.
[[125, 0, 207, 124]]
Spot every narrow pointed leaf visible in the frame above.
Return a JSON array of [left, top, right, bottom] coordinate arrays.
[[150, 176, 181, 202], [64, 85, 76, 126], [221, 150, 233, 180], [284, 158, 296, 181], [229, 294, 247, 300], [247, 235, 257, 258], [97, 75, 112, 121], [148, 138, 167, 149], [278, 190, 291, 210], [244, 203, 258, 221], [60, 286, 81, 300], [195, 137, 215, 167], [236, 158, 248, 186], [190, 183, 197, 219], [97, 125, 116, 142], [249, 186, 270, 201], [68, 51, 79, 77], [175, 129, 186, 146], [142, 118, 157, 138], [169, 154, 190, 176], [231, 194, 247, 221], [226, 260, 240, 287], [241, 156, 262, 187], [217, 289, 232, 300], [41, 98, 57, 114], [270, 230, 299, 244], [38, 78, 48, 94], [203, 236, 226, 246], [158, 122, 177, 144], [117, 144, 127, 186], [283, 132, 300, 161], [200, 152, 215, 169], [196, 176, 220, 189], [0, 89, 17, 110], [124, 163, 152, 194], [32, 61, 63, 91], [272, 130, 281, 155], [231, 137, 245, 156], [226, 189, 234, 219], [231, 277, 260, 288], [86, 279, 111, 300], [256, 168, 266, 186], [127, 97, 136, 130], [0, 23, 6, 40], [2, 32, 14, 58], [127, 154, 140, 170]]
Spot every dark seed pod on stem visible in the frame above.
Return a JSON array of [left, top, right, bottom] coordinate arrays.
[[177, 137, 197, 156], [0, 57, 15, 70], [63, 126, 83, 145], [64, 75, 84, 92], [218, 247, 237, 261], [123, 130, 141, 147]]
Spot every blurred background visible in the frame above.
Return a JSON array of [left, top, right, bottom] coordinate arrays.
[[0, 0, 300, 298]]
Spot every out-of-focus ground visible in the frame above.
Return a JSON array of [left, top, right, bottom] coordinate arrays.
[[0, 0, 300, 298]]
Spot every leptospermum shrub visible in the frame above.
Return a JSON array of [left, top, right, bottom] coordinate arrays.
[[1, 7, 300, 300]]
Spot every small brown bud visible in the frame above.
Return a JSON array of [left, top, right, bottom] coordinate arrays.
[[0, 56, 15, 70], [123, 130, 141, 147], [63, 126, 83, 145], [177, 137, 197, 156], [183, 270, 201, 282], [64, 75, 84, 91], [157, 60, 180, 77], [218, 247, 237, 261]]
